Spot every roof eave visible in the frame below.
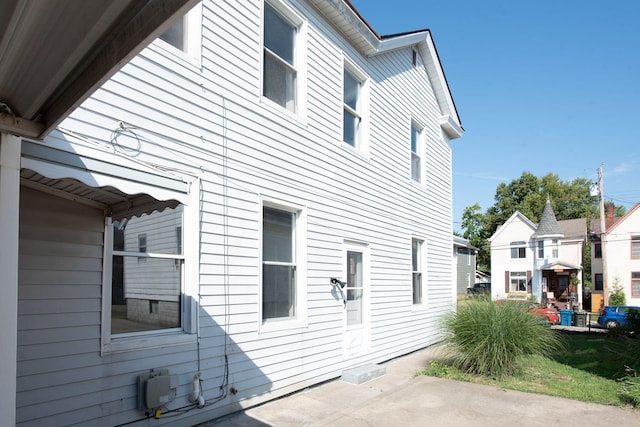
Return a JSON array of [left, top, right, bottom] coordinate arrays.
[[308, 0, 463, 137]]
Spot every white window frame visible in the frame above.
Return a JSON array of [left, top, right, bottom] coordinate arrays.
[[631, 236, 640, 259], [156, 3, 203, 65], [261, 0, 308, 119], [342, 57, 369, 154], [410, 122, 423, 183], [101, 181, 199, 355], [510, 271, 527, 292], [552, 239, 559, 258], [259, 197, 307, 332], [411, 238, 425, 305], [411, 236, 427, 309], [510, 241, 526, 259]]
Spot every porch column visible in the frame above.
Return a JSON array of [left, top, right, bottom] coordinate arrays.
[[0, 132, 21, 427]]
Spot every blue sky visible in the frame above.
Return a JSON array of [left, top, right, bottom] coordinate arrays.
[[350, 0, 640, 230]]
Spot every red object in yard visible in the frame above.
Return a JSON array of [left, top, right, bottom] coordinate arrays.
[[528, 306, 560, 324], [495, 300, 560, 324]]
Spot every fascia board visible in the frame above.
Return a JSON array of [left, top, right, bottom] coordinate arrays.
[[606, 202, 640, 234]]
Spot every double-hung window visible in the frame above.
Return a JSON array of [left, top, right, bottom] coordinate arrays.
[[537, 241, 544, 259], [510, 241, 526, 259], [631, 236, 640, 259], [594, 273, 603, 291], [410, 124, 421, 182], [632, 272, 640, 297], [342, 59, 368, 151], [412, 239, 423, 304], [552, 239, 559, 258], [343, 68, 361, 147], [261, 203, 306, 326], [262, 207, 296, 319], [263, 3, 299, 112], [594, 243, 602, 258]]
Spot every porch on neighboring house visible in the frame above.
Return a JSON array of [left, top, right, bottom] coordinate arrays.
[[540, 262, 582, 310]]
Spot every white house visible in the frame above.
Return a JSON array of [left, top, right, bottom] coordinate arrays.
[[489, 201, 586, 308], [7, 1, 463, 425], [591, 202, 640, 308]]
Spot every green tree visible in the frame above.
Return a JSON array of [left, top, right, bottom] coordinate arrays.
[[609, 277, 627, 306], [459, 171, 624, 273], [461, 203, 490, 270]]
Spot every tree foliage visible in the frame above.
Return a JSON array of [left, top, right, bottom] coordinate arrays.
[[460, 171, 623, 272]]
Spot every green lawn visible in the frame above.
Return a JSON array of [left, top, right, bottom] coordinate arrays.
[[421, 332, 640, 408]]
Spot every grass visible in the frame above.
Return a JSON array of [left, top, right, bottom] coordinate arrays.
[[422, 332, 640, 407]]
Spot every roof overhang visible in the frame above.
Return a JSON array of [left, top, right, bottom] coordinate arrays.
[[308, 0, 463, 138], [540, 261, 582, 271], [0, 0, 199, 140]]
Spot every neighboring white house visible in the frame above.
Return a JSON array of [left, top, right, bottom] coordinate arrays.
[[591, 202, 640, 308], [11, 1, 463, 425], [489, 201, 586, 308]]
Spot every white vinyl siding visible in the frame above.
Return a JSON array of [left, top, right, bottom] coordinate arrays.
[[18, 1, 458, 425]]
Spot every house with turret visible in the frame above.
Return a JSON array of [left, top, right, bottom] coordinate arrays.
[[489, 200, 587, 308]]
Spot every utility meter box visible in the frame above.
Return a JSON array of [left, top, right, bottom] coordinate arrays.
[[137, 369, 178, 412]]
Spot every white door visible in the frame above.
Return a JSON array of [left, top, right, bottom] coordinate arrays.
[[344, 243, 368, 354]]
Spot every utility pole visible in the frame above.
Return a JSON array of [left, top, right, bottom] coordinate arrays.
[[598, 166, 609, 307]]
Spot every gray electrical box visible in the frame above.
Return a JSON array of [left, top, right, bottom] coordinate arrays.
[[137, 369, 178, 412]]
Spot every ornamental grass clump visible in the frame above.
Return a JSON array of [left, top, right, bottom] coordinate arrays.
[[443, 297, 563, 377]]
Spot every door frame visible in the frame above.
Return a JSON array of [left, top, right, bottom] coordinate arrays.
[[342, 240, 370, 355]]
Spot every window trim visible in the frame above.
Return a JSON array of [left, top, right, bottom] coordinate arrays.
[[410, 121, 423, 183], [155, 3, 202, 66], [631, 235, 640, 259], [594, 273, 603, 291], [101, 181, 199, 355], [537, 241, 544, 259], [259, 197, 307, 332], [411, 238, 423, 305], [411, 236, 427, 309], [632, 272, 640, 298], [261, 0, 308, 120], [510, 241, 526, 259], [342, 56, 369, 154], [594, 242, 602, 258], [510, 271, 527, 292]]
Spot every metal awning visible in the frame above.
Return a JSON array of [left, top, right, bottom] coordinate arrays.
[[20, 139, 191, 219], [0, 0, 198, 139]]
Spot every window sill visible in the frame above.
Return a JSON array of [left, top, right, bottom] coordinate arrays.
[[259, 317, 308, 334], [409, 178, 425, 188], [150, 41, 202, 70], [101, 331, 196, 356], [340, 141, 370, 161], [260, 96, 308, 129], [411, 303, 429, 312]]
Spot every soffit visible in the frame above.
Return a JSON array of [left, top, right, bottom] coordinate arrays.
[[0, 0, 198, 139]]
